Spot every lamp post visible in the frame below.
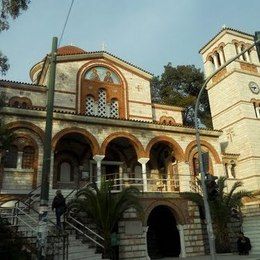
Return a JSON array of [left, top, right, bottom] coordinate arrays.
[[37, 37, 58, 259], [194, 37, 260, 260]]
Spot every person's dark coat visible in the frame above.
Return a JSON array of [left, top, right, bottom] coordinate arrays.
[[52, 194, 66, 213]]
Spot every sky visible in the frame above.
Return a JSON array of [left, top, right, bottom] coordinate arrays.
[[1, 0, 260, 83]]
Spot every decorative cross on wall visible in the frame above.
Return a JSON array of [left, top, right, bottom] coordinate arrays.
[[226, 128, 234, 142], [136, 84, 142, 91]]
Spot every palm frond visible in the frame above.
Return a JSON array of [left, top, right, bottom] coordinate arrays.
[[225, 181, 243, 207]]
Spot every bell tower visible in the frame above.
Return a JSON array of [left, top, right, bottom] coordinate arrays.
[[200, 28, 260, 191]]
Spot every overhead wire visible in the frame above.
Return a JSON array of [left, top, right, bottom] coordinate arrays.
[[58, 0, 75, 47]]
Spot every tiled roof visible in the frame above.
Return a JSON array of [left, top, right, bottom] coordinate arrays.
[[199, 27, 254, 53], [0, 78, 45, 87]]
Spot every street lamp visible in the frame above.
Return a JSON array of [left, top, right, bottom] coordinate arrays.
[[194, 33, 260, 260]]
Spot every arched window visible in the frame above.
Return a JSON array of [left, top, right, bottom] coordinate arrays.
[[59, 162, 73, 182], [21, 102, 27, 109], [4, 145, 18, 168], [85, 95, 95, 115], [22, 146, 35, 169], [13, 101, 19, 108], [110, 99, 119, 118], [98, 88, 107, 117], [192, 157, 200, 176], [215, 52, 221, 67], [81, 66, 124, 118]]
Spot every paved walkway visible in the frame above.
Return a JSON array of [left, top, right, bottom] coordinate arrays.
[[162, 254, 260, 259]]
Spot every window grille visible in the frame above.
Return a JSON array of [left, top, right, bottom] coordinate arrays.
[[110, 99, 119, 118], [98, 89, 107, 117], [85, 95, 95, 115], [22, 146, 35, 169]]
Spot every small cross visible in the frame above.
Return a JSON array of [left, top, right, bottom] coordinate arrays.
[[136, 85, 141, 91], [226, 128, 234, 142]]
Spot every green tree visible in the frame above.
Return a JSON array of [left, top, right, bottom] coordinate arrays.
[[182, 176, 253, 253], [0, 0, 30, 75], [151, 63, 212, 127], [69, 180, 143, 258]]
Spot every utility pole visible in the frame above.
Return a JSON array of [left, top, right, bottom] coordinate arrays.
[[194, 34, 260, 260], [37, 37, 58, 259]]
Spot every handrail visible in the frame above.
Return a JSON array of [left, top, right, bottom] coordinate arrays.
[[15, 206, 38, 224], [15, 214, 37, 233], [68, 214, 104, 241], [65, 182, 90, 200], [65, 220, 104, 249]]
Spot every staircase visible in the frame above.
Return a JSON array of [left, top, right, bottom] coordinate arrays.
[[0, 186, 105, 260], [242, 203, 260, 255]]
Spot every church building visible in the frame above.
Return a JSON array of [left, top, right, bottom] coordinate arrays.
[[0, 27, 259, 259]]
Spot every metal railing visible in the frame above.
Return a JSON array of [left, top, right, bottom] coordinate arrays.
[[95, 172, 201, 193], [65, 213, 104, 249]]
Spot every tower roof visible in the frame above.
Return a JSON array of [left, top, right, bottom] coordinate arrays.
[[199, 27, 253, 54]]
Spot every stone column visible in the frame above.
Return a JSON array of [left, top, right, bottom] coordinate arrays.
[[178, 161, 191, 192], [177, 224, 186, 258], [219, 50, 225, 66], [138, 157, 149, 192], [238, 45, 243, 60], [213, 54, 219, 69], [245, 51, 250, 62], [17, 151, 23, 169], [93, 155, 105, 188]]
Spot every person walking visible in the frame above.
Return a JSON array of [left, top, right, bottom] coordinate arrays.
[[237, 231, 251, 255], [52, 190, 66, 229]]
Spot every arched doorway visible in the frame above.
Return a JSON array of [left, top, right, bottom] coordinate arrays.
[[101, 137, 139, 189], [53, 133, 94, 189], [148, 141, 179, 192], [147, 205, 180, 258]]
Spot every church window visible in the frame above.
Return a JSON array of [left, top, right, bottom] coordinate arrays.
[[110, 99, 119, 118], [98, 88, 107, 117], [4, 145, 18, 168], [192, 157, 200, 176], [22, 146, 35, 169], [13, 101, 19, 107], [208, 56, 216, 72], [21, 102, 27, 109], [85, 95, 95, 115]]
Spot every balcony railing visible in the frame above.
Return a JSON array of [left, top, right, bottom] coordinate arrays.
[[97, 173, 201, 193]]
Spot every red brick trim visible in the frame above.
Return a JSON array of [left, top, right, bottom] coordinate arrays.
[[145, 136, 185, 162], [100, 132, 146, 158], [5, 121, 45, 143], [185, 140, 221, 164], [51, 127, 100, 155]]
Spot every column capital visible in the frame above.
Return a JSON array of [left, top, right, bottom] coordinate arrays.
[[138, 157, 149, 164], [93, 155, 105, 162]]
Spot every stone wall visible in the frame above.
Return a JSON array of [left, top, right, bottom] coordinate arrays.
[[182, 201, 205, 256], [118, 208, 148, 259]]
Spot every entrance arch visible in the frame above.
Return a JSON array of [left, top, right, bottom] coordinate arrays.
[[147, 205, 181, 258]]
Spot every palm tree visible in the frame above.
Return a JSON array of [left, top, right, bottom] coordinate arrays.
[[182, 176, 253, 253], [68, 179, 143, 258]]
